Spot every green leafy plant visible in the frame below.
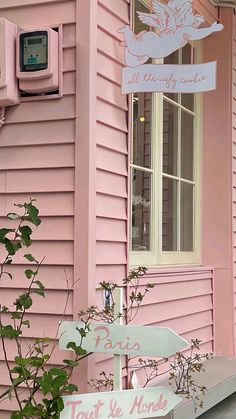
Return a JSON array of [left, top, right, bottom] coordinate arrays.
[[0, 200, 86, 418], [0, 201, 213, 418]]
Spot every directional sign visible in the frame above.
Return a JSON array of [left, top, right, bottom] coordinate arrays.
[[59, 322, 188, 357], [60, 387, 182, 419]]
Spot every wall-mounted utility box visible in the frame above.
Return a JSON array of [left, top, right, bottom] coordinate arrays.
[[16, 27, 59, 94], [0, 18, 20, 106]]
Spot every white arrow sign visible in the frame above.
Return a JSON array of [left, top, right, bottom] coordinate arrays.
[[60, 387, 182, 419], [59, 322, 188, 357]]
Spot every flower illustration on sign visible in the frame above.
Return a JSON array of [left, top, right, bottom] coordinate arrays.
[[118, 0, 224, 94]]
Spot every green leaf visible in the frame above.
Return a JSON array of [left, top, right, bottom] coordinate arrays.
[[21, 405, 37, 416], [22, 320, 30, 328], [50, 368, 67, 378], [66, 383, 78, 393], [4, 272, 13, 280], [11, 412, 23, 419], [32, 280, 45, 297], [30, 357, 44, 368], [14, 294, 32, 310], [56, 396, 65, 412], [0, 228, 14, 242], [0, 325, 21, 339], [0, 305, 9, 313], [24, 202, 41, 226], [41, 374, 52, 396], [11, 312, 22, 320], [24, 253, 38, 263], [32, 289, 45, 297], [13, 242, 22, 252], [66, 342, 87, 356], [19, 225, 32, 247], [25, 269, 35, 279], [7, 212, 19, 220], [51, 376, 67, 397], [66, 342, 77, 351], [76, 327, 86, 338], [35, 280, 44, 290], [4, 239, 18, 255], [63, 359, 80, 367]]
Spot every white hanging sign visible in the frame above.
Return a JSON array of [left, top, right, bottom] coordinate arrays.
[[60, 387, 182, 419], [122, 61, 216, 94], [59, 321, 188, 357], [118, 0, 224, 93]]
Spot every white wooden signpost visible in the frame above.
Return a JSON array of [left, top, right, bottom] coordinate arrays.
[[60, 387, 182, 419], [59, 321, 188, 358], [59, 288, 189, 418]]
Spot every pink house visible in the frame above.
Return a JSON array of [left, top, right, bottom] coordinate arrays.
[[0, 0, 236, 416]]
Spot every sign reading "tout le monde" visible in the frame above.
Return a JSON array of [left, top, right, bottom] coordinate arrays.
[[60, 387, 182, 419]]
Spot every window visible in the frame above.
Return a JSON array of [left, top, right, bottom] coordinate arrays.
[[130, 0, 201, 266]]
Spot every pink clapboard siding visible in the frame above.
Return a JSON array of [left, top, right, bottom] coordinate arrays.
[[0, 0, 76, 416], [94, 0, 217, 386], [96, 0, 129, 287], [94, 268, 214, 381], [233, 14, 236, 354], [0, 0, 225, 415]]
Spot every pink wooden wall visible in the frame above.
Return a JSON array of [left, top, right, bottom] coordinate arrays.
[[95, 267, 214, 383], [0, 0, 235, 415], [0, 0, 76, 416], [96, 0, 129, 285], [202, 7, 235, 356], [93, 0, 219, 384], [233, 13, 236, 354]]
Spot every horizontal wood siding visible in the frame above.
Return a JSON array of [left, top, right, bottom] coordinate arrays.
[[95, 268, 214, 381], [95, 0, 216, 384], [233, 16, 236, 354], [0, 1, 76, 415], [96, 0, 129, 290]]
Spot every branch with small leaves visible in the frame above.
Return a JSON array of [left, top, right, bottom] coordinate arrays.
[[86, 279, 213, 412], [169, 338, 214, 411]]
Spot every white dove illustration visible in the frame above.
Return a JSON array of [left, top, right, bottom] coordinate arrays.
[[118, 0, 223, 67]]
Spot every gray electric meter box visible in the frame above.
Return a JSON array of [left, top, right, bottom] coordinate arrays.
[[20, 31, 48, 72], [17, 27, 59, 94]]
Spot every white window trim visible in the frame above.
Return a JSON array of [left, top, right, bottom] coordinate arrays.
[[130, 47, 203, 267]]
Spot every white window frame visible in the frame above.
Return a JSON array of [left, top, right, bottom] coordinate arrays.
[[129, 8, 202, 266]]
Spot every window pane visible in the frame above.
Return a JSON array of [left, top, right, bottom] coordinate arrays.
[[135, 0, 149, 32], [182, 44, 191, 64], [181, 94, 194, 112], [163, 100, 178, 176], [164, 50, 179, 102], [133, 93, 152, 168], [180, 182, 194, 251], [181, 111, 194, 180], [162, 177, 178, 251], [132, 169, 151, 251], [181, 44, 194, 111]]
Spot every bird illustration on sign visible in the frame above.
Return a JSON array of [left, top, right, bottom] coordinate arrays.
[[118, 0, 223, 67]]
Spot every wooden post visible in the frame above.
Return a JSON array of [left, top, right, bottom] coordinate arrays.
[[113, 287, 123, 391]]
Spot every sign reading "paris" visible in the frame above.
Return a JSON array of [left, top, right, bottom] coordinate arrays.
[[59, 321, 188, 357]]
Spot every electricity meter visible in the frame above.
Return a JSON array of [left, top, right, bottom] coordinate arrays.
[[0, 18, 19, 106], [16, 28, 59, 94]]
